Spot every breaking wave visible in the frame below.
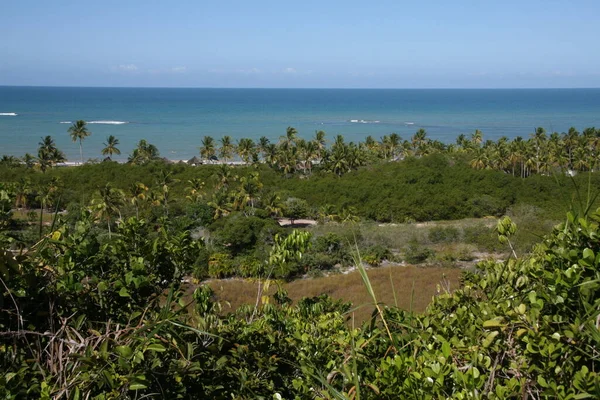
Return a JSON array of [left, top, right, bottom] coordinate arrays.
[[349, 119, 380, 124], [87, 120, 129, 125], [59, 121, 72, 124], [0, 112, 17, 116]]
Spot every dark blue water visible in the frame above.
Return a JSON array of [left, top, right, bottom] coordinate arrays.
[[1, 87, 599, 161]]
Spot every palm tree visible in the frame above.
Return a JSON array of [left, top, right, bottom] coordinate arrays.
[[128, 139, 160, 165], [199, 136, 216, 161], [257, 136, 271, 160], [281, 126, 298, 147], [156, 170, 178, 216], [14, 178, 31, 209], [0, 155, 20, 167], [456, 134, 470, 152], [264, 144, 279, 166], [185, 178, 205, 203], [317, 204, 338, 223], [237, 138, 256, 164], [208, 190, 231, 220], [234, 172, 263, 212], [313, 130, 326, 149], [91, 183, 125, 238], [470, 130, 483, 148], [388, 133, 401, 159], [531, 127, 547, 174], [219, 135, 235, 162], [22, 153, 36, 168], [339, 206, 360, 223], [380, 135, 391, 159], [470, 148, 488, 170], [411, 129, 428, 156], [129, 182, 149, 218], [37, 136, 65, 172], [215, 164, 236, 190], [68, 120, 91, 164], [263, 192, 283, 218], [101, 135, 121, 160]]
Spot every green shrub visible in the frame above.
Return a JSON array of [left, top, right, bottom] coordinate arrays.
[[302, 253, 339, 271], [208, 252, 234, 278], [236, 255, 263, 277], [210, 213, 268, 255], [428, 226, 461, 243], [361, 244, 392, 266], [404, 241, 435, 264], [462, 223, 502, 252]]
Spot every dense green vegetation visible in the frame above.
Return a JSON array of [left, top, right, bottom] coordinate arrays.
[[1, 193, 599, 397], [1, 124, 600, 397]]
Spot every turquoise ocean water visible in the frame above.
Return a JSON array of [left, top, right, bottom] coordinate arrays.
[[1, 87, 599, 161]]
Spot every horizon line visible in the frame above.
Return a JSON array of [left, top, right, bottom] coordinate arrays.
[[1, 84, 600, 90]]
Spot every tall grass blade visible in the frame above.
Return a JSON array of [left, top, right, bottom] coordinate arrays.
[[389, 267, 398, 308], [350, 238, 396, 351]]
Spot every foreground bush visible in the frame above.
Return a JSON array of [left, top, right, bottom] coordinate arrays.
[[1, 209, 599, 398]]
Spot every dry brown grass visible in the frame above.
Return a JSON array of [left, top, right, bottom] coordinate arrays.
[[11, 209, 55, 223], [203, 265, 462, 323]]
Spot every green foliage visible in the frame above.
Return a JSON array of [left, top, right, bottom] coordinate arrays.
[[404, 239, 435, 264], [210, 212, 275, 256], [208, 252, 234, 278], [282, 197, 310, 223], [361, 244, 392, 266], [428, 225, 461, 243], [2, 205, 600, 398]]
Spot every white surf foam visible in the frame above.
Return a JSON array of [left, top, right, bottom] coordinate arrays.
[[0, 112, 17, 116], [87, 120, 129, 125], [59, 121, 72, 124], [405, 122, 415, 125], [349, 119, 379, 124]]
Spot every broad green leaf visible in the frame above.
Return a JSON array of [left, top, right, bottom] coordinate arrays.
[[482, 317, 506, 328], [146, 343, 166, 352]]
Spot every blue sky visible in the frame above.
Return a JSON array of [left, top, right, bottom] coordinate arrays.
[[1, 0, 598, 88]]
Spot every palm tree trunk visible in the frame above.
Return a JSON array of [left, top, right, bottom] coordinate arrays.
[[107, 217, 111, 239], [79, 139, 83, 165]]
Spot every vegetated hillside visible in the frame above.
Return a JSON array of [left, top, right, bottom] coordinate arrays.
[[1, 153, 597, 223], [262, 153, 598, 222], [1, 193, 599, 397]]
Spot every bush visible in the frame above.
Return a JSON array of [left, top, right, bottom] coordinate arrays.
[[302, 253, 339, 271], [236, 255, 263, 277], [210, 213, 268, 255], [463, 224, 502, 252], [361, 244, 392, 266], [283, 197, 310, 223], [404, 240, 435, 264], [208, 252, 234, 278], [428, 226, 461, 243]]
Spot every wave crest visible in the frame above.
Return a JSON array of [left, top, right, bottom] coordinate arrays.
[[87, 120, 129, 125], [0, 112, 17, 116], [349, 119, 380, 124], [59, 121, 72, 124]]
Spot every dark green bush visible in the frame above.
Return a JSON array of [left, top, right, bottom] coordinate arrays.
[[404, 240, 435, 264], [428, 226, 461, 243]]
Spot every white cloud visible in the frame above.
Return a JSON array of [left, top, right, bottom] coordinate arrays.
[[283, 67, 297, 74], [238, 67, 261, 74], [117, 64, 138, 72]]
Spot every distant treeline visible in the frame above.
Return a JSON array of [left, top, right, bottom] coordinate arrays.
[[2, 123, 599, 178], [1, 153, 597, 225]]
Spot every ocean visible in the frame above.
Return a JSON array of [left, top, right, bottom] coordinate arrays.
[[1, 87, 599, 161]]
